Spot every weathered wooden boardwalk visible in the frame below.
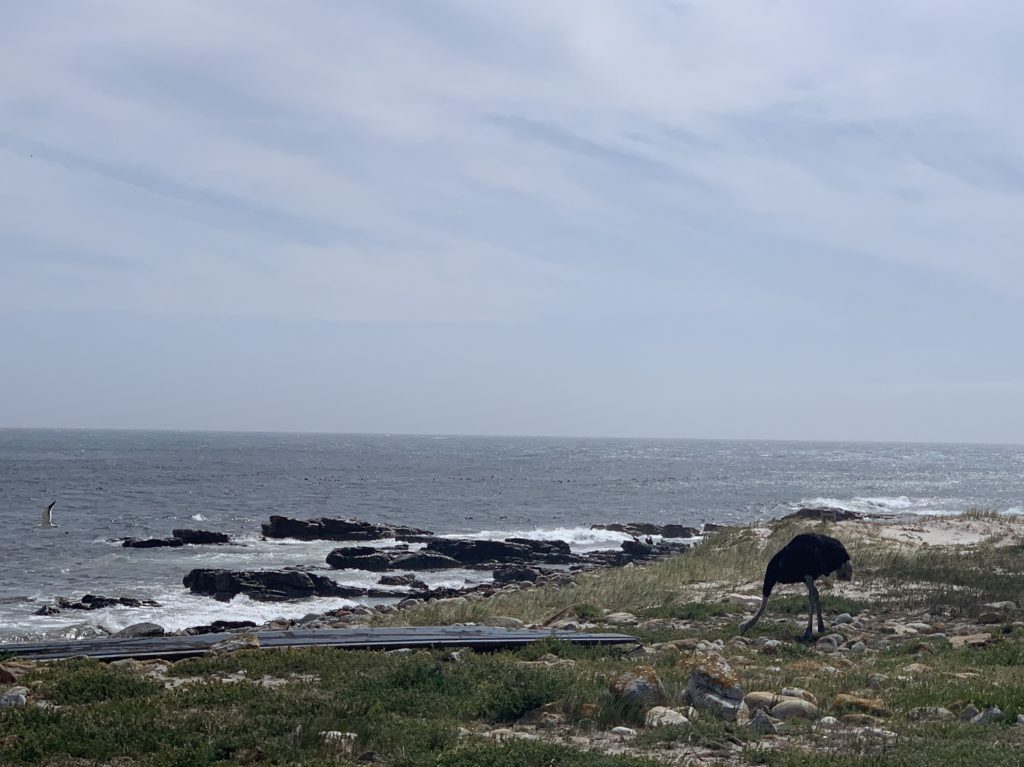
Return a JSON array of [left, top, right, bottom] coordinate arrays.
[[0, 626, 637, 662]]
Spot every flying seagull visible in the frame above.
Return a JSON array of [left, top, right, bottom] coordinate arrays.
[[37, 501, 58, 528]]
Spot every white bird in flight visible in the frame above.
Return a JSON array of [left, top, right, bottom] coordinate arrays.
[[38, 501, 58, 528]]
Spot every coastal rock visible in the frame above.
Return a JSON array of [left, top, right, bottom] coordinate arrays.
[[493, 565, 543, 584], [378, 574, 428, 589], [114, 622, 165, 638], [171, 529, 230, 545], [591, 523, 700, 539], [389, 552, 464, 571], [504, 538, 578, 563], [185, 620, 258, 635], [423, 539, 538, 566], [610, 666, 665, 706], [261, 515, 432, 542], [0, 687, 29, 708], [184, 568, 360, 601], [122, 537, 184, 549], [780, 506, 862, 522], [38, 594, 162, 613], [686, 654, 747, 722]]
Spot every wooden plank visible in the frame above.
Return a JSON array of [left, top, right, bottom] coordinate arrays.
[[0, 627, 637, 662]]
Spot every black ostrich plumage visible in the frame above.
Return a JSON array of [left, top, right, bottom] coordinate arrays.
[[760, 532, 851, 595]]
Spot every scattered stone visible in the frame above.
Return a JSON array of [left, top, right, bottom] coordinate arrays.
[[833, 613, 854, 625], [761, 640, 784, 655], [984, 601, 1017, 611], [770, 699, 819, 721], [610, 667, 665, 706], [817, 716, 840, 728], [906, 622, 933, 633], [0, 662, 34, 684], [745, 709, 779, 735], [0, 687, 28, 708], [744, 692, 782, 712], [815, 635, 838, 652], [832, 694, 886, 715], [603, 612, 639, 626], [867, 674, 889, 689], [849, 641, 867, 653], [978, 612, 1003, 625], [840, 714, 884, 727], [610, 726, 637, 739], [780, 687, 816, 704], [949, 633, 991, 649], [907, 706, 955, 721], [484, 616, 525, 629], [971, 706, 1005, 724], [960, 704, 980, 722], [209, 633, 260, 655], [645, 707, 690, 727], [902, 663, 930, 674], [726, 594, 762, 609], [1016, 714, 1024, 726]]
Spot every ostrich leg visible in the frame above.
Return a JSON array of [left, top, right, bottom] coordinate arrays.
[[810, 581, 825, 634], [803, 576, 816, 640]]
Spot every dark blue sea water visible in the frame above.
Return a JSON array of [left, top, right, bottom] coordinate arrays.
[[1, 429, 1021, 641]]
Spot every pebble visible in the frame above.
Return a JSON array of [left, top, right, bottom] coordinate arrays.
[[960, 704, 980, 722], [1016, 714, 1024, 726], [907, 706, 955, 721], [610, 726, 637, 739], [816, 716, 840, 728], [849, 641, 867, 653], [761, 640, 784, 655], [833, 613, 853, 624]]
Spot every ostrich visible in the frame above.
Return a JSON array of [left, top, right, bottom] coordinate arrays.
[[739, 532, 852, 639]]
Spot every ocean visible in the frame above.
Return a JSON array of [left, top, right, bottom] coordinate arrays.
[[1, 429, 1021, 642]]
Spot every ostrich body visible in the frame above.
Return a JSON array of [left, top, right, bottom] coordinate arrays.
[[739, 532, 852, 639]]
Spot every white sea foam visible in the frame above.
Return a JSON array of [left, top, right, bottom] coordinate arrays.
[[190, 513, 206, 522], [440, 526, 633, 553], [792, 496, 1019, 517]]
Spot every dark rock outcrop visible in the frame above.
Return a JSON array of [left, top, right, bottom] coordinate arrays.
[[171, 529, 230, 545], [113, 622, 165, 638], [183, 568, 410, 602], [781, 507, 862, 522], [185, 620, 258, 635], [591, 522, 701, 539], [493, 565, 542, 583], [261, 515, 432, 542], [34, 594, 162, 614], [379, 574, 429, 590], [504, 538, 579, 563], [423, 539, 539, 566], [122, 537, 184, 549], [325, 548, 462, 571]]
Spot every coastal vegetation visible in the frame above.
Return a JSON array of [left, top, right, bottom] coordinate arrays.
[[2, 513, 1024, 765]]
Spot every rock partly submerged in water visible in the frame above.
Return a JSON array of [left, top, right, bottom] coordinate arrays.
[[325, 547, 462, 572], [171, 529, 230, 545], [183, 568, 404, 602], [261, 515, 433, 542], [34, 594, 161, 615]]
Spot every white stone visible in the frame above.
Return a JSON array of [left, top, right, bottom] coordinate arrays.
[[610, 726, 637, 739]]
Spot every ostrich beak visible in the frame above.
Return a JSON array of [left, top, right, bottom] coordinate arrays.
[[836, 561, 853, 581]]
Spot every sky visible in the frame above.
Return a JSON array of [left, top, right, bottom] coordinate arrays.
[[1, 1, 1023, 442]]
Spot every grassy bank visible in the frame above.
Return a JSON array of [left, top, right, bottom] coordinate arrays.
[[3, 514, 1024, 766]]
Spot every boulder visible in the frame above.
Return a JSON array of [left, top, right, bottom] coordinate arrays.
[[185, 620, 258, 635], [686, 654, 747, 722], [504, 538, 575, 562], [770, 699, 820, 720], [261, 515, 432, 542], [781, 506, 862, 522], [123, 537, 184, 548], [493, 565, 542, 584], [388, 552, 463, 571], [949, 633, 992, 649], [645, 706, 690, 727], [831, 694, 885, 715], [171, 529, 230, 545], [183, 568, 355, 601], [610, 666, 665, 706], [37, 594, 161, 613], [114, 622, 165, 638], [378, 574, 428, 589], [209, 633, 260, 655], [325, 550, 394, 572], [423, 539, 537, 566]]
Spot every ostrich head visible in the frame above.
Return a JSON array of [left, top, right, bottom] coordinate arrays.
[[835, 560, 853, 581]]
